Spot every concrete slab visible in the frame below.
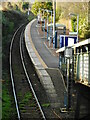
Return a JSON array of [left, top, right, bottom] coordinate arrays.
[[38, 69, 49, 76], [32, 58, 41, 66], [25, 36, 29, 40], [25, 39, 30, 43], [35, 65, 44, 70], [26, 46, 34, 53], [42, 78, 53, 85], [30, 53, 37, 58], [45, 86, 56, 92]]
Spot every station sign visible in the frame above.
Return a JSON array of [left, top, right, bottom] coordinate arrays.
[[64, 47, 73, 58]]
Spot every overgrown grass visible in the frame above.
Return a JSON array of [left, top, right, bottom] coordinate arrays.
[[2, 74, 17, 119], [42, 103, 50, 107], [19, 92, 36, 109], [20, 92, 32, 105]]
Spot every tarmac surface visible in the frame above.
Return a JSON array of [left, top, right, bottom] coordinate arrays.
[[30, 20, 59, 68]]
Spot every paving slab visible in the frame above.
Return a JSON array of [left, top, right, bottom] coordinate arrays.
[[37, 69, 49, 76], [30, 52, 37, 58], [35, 65, 44, 70]]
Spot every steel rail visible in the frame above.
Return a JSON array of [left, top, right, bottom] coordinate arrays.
[[10, 24, 24, 120], [20, 31, 46, 120]]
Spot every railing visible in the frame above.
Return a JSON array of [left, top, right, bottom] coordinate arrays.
[[59, 51, 90, 86], [73, 51, 90, 85]]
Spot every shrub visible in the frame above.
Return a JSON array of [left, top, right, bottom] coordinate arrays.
[[71, 17, 77, 32], [78, 16, 88, 38], [8, 22, 14, 33], [84, 30, 90, 39]]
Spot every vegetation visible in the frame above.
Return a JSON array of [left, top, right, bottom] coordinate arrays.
[[19, 92, 36, 109], [31, 1, 90, 39], [56, 7, 61, 22], [31, 1, 52, 19], [56, 2, 90, 39], [71, 17, 77, 32], [20, 92, 33, 104], [2, 2, 35, 119], [2, 76, 17, 119], [22, 2, 29, 10], [42, 103, 50, 107], [1, 1, 90, 119]]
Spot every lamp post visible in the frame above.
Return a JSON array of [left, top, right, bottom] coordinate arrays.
[[53, 0, 56, 48], [39, 8, 53, 40], [38, 8, 45, 37], [48, 10, 53, 37], [44, 9, 53, 40], [69, 13, 79, 43], [39, 8, 44, 21]]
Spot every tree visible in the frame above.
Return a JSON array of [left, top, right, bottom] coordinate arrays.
[[22, 2, 29, 10], [56, 7, 61, 22], [31, 1, 52, 17]]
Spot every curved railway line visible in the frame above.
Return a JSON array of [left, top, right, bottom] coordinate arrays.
[[9, 24, 46, 120]]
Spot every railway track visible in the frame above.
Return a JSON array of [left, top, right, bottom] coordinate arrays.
[[10, 24, 46, 120]]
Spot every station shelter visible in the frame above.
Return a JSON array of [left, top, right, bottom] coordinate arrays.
[[47, 23, 69, 48]]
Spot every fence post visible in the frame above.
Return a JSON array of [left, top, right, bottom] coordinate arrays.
[[66, 58, 71, 111], [81, 48, 84, 82], [88, 51, 90, 85], [76, 49, 80, 80]]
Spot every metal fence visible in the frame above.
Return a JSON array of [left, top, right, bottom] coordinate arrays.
[[59, 51, 90, 86], [73, 51, 90, 85]]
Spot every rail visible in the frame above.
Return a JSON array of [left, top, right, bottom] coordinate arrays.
[[20, 31, 46, 120], [9, 25, 24, 120]]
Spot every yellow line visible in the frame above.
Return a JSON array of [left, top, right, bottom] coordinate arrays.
[[27, 19, 48, 69]]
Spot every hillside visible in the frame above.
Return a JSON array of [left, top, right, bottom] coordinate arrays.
[[2, 8, 34, 119]]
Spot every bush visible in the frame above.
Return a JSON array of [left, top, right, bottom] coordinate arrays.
[[84, 30, 90, 39], [8, 22, 14, 33], [56, 7, 61, 22], [78, 16, 88, 38], [22, 2, 29, 10], [2, 13, 14, 35], [71, 17, 77, 32]]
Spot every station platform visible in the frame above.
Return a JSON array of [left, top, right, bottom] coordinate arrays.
[[25, 19, 90, 119], [25, 19, 67, 109]]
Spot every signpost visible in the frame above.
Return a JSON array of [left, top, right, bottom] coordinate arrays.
[[65, 47, 73, 111]]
